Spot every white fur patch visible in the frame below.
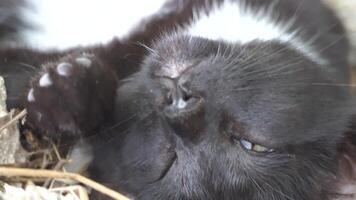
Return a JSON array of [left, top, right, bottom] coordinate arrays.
[[189, 1, 286, 44], [188, 1, 327, 65], [39, 73, 52, 87], [22, 0, 168, 49]]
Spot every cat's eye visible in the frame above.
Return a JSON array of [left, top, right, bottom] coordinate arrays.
[[239, 139, 274, 153]]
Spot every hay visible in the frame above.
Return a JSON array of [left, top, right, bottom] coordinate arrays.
[[0, 167, 129, 200]]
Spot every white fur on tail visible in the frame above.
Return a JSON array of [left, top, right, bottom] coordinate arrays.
[[188, 0, 327, 65], [22, 0, 326, 64]]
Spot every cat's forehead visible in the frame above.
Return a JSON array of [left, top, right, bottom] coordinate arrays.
[[153, 59, 193, 79], [146, 34, 323, 102], [149, 35, 239, 82]]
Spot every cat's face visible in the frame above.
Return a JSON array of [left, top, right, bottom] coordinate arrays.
[[94, 35, 353, 199]]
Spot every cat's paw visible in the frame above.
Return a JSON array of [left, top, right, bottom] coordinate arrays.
[[25, 53, 117, 140]]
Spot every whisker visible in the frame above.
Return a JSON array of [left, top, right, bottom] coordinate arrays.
[[135, 42, 158, 56], [309, 83, 356, 87], [258, 176, 295, 200], [17, 62, 38, 71], [88, 111, 156, 150], [313, 33, 347, 56], [248, 176, 265, 199], [238, 58, 304, 82], [98, 113, 138, 135]]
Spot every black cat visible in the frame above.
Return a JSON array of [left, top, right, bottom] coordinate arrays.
[[1, 0, 356, 199]]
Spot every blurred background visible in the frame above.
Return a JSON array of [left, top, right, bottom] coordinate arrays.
[[324, 0, 356, 65]]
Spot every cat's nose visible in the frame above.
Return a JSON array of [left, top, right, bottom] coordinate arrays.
[[163, 84, 204, 137], [164, 85, 203, 116]]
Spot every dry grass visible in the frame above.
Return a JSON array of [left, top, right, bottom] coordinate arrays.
[[0, 167, 129, 200], [0, 109, 130, 199]]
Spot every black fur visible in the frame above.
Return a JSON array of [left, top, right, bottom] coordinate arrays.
[[0, 0, 356, 199]]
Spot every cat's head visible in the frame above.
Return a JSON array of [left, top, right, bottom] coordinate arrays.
[[96, 34, 354, 199]]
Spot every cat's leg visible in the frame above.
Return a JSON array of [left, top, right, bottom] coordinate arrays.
[[0, 0, 198, 140], [24, 52, 118, 141]]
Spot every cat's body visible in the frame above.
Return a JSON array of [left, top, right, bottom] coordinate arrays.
[[1, 0, 356, 199]]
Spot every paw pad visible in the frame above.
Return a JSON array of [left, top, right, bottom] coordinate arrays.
[[39, 73, 52, 87], [27, 88, 35, 102], [56, 62, 72, 77], [75, 57, 92, 67], [24, 53, 115, 140], [28, 55, 94, 105]]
